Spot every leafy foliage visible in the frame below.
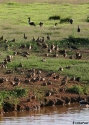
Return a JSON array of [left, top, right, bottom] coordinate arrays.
[[48, 15, 60, 20], [60, 17, 70, 23], [86, 16, 89, 22], [0, 87, 28, 108], [67, 85, 89, 94]]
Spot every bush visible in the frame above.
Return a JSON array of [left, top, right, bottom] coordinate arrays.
[[67, 85, 83, 94], [9, 87, 28, 98], [86, 16, 89, 22], [48, 15, 60, 20], [60, 17, 70, 23]]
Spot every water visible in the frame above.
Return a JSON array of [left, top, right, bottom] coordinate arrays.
[[0, 104, 89, 125]]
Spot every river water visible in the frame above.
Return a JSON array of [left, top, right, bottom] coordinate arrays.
[[0, 104, 89, 125]]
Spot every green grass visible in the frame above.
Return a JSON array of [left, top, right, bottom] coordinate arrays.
[[5, 54, 89, 82], [0, 2, 89, 40], [67, 84, 89, 94]]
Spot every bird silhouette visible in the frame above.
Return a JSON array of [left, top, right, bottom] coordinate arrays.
[[39, 22, 43, 27], [77, 25, 80, 32], [47, 35, 50, 40], [55, 23, 58, 26], [28, 17, 36, 26], [69, 19, 73, 24], [24, 33, 27, 39], [75, 77, 81, 82]]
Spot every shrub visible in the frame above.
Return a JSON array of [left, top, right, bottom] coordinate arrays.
[[60, 17, 70, 23], [9, 87, 28, 98], [48, 15, 60, 20], [86, 16, 89, 22], [67, 85, 83, 94], [83, 85, 89, 94]]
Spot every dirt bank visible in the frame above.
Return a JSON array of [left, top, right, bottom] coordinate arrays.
[[0, 69, 88, 115]]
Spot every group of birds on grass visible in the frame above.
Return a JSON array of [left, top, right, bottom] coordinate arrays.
[[0, 17, 82, 87], [28, 17, 81, 33], [28, 17, 43, 27]]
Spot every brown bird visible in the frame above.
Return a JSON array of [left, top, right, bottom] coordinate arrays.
[[24, 33, 27, 39], [47, 35, 50, 40], [0, 36, 3, 41]]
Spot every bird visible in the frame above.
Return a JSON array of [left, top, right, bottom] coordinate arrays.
[[47, 35, 50, 40], [28, 17, 36, 26], [32, 36, 35, 42], [77, 25, 80, 32], [69, 19, 73, 24], [39, 22, 43, 27], [75, 77, 81, 82], [24, 33, 27, 39], [55, 23, 58, 26], [0, 36, 3, 41]]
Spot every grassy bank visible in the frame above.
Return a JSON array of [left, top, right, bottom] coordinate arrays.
[[0, 1, 89, 114]]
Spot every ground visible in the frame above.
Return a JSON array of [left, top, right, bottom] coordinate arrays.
[[0, 65, 88, 114]]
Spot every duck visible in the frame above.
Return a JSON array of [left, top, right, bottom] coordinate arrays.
[[79, 99, 89, 107]]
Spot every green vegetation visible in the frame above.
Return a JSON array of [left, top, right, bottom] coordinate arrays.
[[0, 87, 28, 110], [48, 15, 60, 20], [0, 2, 89, 40], [86, 16, 89, 22], [60, 17, 70, 23], [67, 85, 89, 94]]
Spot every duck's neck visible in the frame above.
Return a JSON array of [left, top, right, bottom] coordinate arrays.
[[28, 18, 30, 22]]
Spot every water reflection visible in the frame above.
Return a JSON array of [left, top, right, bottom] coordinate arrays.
[[0, 104, 89, 125]]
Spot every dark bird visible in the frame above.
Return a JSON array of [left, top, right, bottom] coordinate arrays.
[[77, 25, 80, 32], [79, 100, 89, 105], [47, 35, 50, 40], [32, 36, 35, 42], [0, 36, 3, 41], [75, 77, 81, 82], [24, 33, 27, 39], [69, 19, 73, 24], [55, 23, 58, 26], [28, 17, 36, 26], [39, 22, 43, 27]]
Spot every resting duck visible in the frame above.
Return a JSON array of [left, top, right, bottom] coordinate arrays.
[[79, 100, 89, 107]]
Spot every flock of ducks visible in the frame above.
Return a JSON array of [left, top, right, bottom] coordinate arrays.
[[28, 17, 43, 27], [0, 17, 85, 111], [0, 28, 83, 71], [0, 66, 81, 92], [0, 17, 82, 97]]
